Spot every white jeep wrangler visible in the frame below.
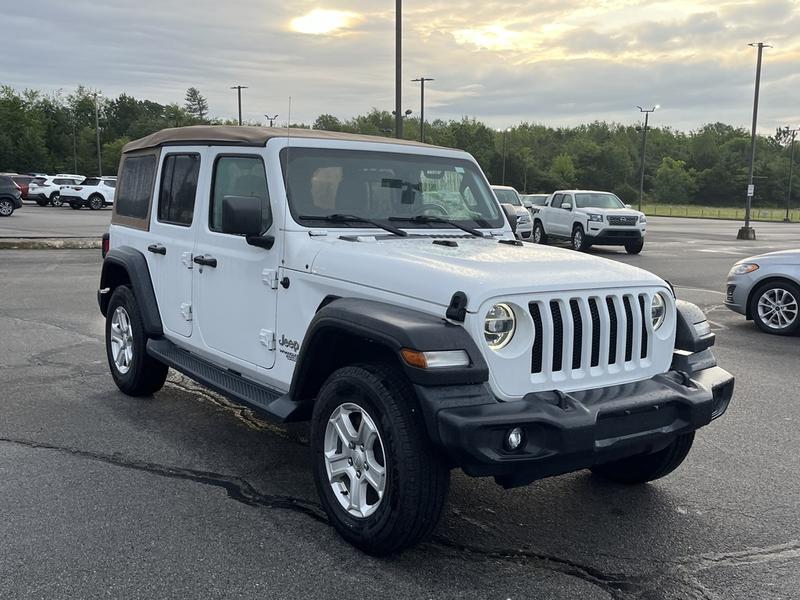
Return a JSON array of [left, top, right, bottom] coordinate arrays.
[[98, 126, 734, 555]]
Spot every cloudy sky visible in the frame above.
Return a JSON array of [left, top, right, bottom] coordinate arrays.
[[4, 0, 799, 132]]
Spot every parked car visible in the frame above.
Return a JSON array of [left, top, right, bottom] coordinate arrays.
[[0, 175, 24, 216], [11, 175, 34, 199], [533, 189, 646, 254], [28, 174, 85, 206], [98, 126, 733, 555], [491, 185, 533, 240], [725, 250, 800, 335], [61, 177, 117, 210], [520, 193, 549, 216]]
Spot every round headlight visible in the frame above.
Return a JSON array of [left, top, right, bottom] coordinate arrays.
[[484, 303, 516, 350], [651, 293, 667, 330]]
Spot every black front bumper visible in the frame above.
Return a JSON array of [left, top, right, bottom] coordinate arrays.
[[587, 229, 643, 245], [415, 359, 733, 488]]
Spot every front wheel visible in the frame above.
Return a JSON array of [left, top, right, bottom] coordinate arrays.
[[89, 195, 104, 210], [625, 240, 644, 254], [533, 222, 547, 244], [750, 280, 800, 335], [311, 363, 450, 555], [0, 199, 14, 217], [572, 225, 590, 251], [590, 432, 695, 484], [50, 192, 63, 207]]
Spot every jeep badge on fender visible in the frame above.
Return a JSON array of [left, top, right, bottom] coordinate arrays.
[[97, 126, 734, 555]]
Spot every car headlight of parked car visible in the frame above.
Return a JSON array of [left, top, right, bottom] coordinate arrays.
[[517, 214, 530, 224], [651, 293, 667, 330], [484, 303, 516, 350], [639, 215, 647, 223], [587, 213, 604, 222], [729, 263, 759, 276]]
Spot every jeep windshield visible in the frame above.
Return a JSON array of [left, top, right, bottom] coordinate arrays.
[[282, 148, 504, 230], [575, 193, 625, 209]]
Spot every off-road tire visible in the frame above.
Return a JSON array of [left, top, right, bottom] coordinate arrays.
[[311, 363, 450, 555], [750, 280, 800, 336], [105, 285, 168, 396], [89, 195, 104, 210], [533, 221, 548, 245], [625, 240, 644, 255], [572, 224, 590, 252], [590, 432, 695, 484], [50, 192, 62, 207]]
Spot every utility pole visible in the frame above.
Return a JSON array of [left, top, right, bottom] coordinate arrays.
[[72, 110, 78, 174], [395, 0, 403, 139], [636, 105, 659, 212], [738, 42, 770, 240], [264, 114, 279, 127], [93, 92, 102, 177], [412, 77, 434, 143], [784, 127, 797, 222], [231, 85, 248, 126], [498, 128, 511, 185]]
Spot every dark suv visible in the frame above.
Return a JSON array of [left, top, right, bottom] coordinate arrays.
[[0, 175, 23, 217]]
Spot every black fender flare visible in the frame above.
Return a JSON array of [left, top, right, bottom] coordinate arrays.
[[98, 246, 163, 338], [289, 298, 489, 404]]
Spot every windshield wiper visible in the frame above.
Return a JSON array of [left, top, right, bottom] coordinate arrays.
[[388, 215, 485, 237], [297, 214, 408, 237]]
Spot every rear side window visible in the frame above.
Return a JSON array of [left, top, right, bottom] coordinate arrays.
[[104, 179, 117, 188], [117, 155, 156, 219], [158, 154, 200, 226], [82, 178, 101, 187], [209, 156, 272, 235], [54, 178, 71, 185]]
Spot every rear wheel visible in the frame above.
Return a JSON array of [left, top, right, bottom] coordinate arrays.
[[590, 432, 694, 484], [89, 195, 104, 210], [50, 192, 62, 207], [572, 225, 590, 251], [625, 240, 644, 254], [533, 221, 547, 244], [105, 285, 169, 396], [311, 363, 450, 555], [0, 199, 14, 217], [750, 280, 800, 335]]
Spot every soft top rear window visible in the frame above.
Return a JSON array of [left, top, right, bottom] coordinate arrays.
[[116, 155, 156, 219]]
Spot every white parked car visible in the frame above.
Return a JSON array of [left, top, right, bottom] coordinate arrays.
[[61, 177, 117, 210], [491, 185, 533, 240], [533, 190, 646, 254], [28, 174, 85, 207], [98, 126, 733, 555]]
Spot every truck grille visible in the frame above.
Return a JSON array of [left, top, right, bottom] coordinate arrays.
[[529, 292, 653, 378], [607, 215, 638, 226]]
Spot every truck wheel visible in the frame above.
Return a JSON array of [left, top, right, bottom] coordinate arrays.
[[50, 192, 63, 207], [311, 363, 450, 555], [89, 195, 104, 210], [0, 200, 14, 217], [572, 225, 590, 252], [750, 280, 800, 335], [533, 222, 547, 244], [105, 285, 168, 396], [590, 432, 694, 484], [625, 240, 644, 255]]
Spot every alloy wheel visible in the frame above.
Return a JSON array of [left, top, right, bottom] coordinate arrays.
[[0, 201, 13, 216], [757, 288, 798, 330], [110, 306, 134, 374], [573, 229, 583, 250], [323, 402, 387, 518]]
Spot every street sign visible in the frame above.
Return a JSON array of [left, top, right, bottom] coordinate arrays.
[[747, 184, 755, 197]]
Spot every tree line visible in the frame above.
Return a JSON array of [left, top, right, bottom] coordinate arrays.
[[1, 85, 796, 208]]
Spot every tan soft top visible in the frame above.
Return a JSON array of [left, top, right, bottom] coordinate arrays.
[[122, 126, 440, 154]]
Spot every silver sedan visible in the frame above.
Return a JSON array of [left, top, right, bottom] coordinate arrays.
[[725, 250, 800, 335]]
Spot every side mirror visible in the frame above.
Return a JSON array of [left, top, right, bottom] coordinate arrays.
[[501, 203, 518, 233], [561, 202, 572, 211], [222, 196, 275, 249], [522, 200, 533, 209], [625, 204, 632, 209]]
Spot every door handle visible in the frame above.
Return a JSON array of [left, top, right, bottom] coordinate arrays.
[[193, 255, 217, 268], [147, 244, 166, 255]]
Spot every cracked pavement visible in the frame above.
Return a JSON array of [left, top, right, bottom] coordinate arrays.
[[1, 217, 799, 599]]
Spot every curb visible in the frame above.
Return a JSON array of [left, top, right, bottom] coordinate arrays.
[[0, 238, 100, 250]]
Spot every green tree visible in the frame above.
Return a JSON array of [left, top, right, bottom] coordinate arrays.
[[549, 153, 577, 188], [184, 87, 208, 120], [654, 157, 696, 203], [313, 114, 343, 131]]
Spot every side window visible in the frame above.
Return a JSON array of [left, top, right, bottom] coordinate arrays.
[[550, 193, 563, 209], [117, 155, 157, 219], [158, 154, 200, 227], [564, 194, 573, 208], [210, 156, 272, 235], [54, 178, 69, 185]]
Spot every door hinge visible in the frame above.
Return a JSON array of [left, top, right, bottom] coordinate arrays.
[[259, 329, 276, 350], [181, 252, 194, 269], [262, 268, 279, 290], [180, 303, 193, 321]]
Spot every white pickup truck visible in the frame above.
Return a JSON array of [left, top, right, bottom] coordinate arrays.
[[533, 190, 646, 254]]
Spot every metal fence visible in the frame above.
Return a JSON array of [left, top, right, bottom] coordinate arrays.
[[643, 205, 800, 223]]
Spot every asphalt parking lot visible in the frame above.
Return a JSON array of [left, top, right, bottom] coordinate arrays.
[[0, 202, 111, 238], [1, 217, 798, 600]]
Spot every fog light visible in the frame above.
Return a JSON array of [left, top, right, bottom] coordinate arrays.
[[505, 427, 524, 451]]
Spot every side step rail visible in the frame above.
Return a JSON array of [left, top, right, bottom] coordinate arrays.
[[146, 338, 303, 422]]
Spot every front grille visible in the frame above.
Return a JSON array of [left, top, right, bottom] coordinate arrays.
[[608, 215, 639, 226], [529, 292, 652, 377]]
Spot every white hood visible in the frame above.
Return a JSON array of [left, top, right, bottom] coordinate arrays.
[[309, 235, 668, 311]]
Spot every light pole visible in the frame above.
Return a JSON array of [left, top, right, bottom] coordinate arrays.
[[783, 126, 797, 222], [636, 105, 659, 212], [264, 114, 279, 127], [392, 108, 413, 133], [738, 42, 770, 240], [230, 85, 248, 126], [72, 109, 78, 174], [395, 0, 403, 139], [412, 77, 434, 143], [498, 128, 511, 185], [92, 92, 103, 177]]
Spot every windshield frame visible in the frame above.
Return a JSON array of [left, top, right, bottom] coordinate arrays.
[[574, 192, 625, 209], [279, 146, 505, 230]]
